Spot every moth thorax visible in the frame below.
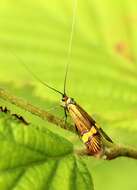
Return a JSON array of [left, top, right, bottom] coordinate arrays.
[[66, 97, 75, 105]]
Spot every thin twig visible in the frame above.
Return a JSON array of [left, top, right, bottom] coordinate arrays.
[[0, 87, 73, 131], [105, 145, 137, 160]]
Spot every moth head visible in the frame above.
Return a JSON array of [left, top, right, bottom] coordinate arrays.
[[61, 95, 75, 108]]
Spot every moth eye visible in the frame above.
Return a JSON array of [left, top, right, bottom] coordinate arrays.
[[62, 98, 65, 101]]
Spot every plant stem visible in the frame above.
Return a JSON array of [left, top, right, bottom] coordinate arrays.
[[75, 145, 137, 160], [105, 144, 137, 160], [0, 87, 73, 131]]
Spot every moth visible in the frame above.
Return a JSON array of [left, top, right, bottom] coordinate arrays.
[[14, 0, 113, 155], [61, 94, 113, 155]]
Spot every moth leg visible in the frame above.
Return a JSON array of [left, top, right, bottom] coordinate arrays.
[[64, 108, 68, 124], [75, 124, 83, 142], [75, 124, 78, 133]]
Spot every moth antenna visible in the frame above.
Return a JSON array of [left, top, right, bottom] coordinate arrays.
[[64, 0, 77, 95], [9, 49, 63, 96]]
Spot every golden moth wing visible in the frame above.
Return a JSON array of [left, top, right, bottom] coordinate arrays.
[[68, 104, 92, 133], [76, 104, 113, 143], [76, 104, 96, 127]]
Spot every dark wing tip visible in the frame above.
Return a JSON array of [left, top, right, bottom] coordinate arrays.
[[99, 128, 113, 143]]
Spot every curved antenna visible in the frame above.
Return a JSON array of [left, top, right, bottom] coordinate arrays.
[[9, 50, 63, 96], [64, 0, 77, 95]]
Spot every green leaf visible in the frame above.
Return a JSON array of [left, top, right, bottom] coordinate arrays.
[[0, 112, 93, 190]]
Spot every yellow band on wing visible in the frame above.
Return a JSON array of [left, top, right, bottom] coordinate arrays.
[[81, 127, 97, 143]]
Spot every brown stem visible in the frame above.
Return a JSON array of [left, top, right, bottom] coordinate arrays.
[[0, 88, 73, 131], [75, 144, 137, 160], [105, 145, 137, 160]]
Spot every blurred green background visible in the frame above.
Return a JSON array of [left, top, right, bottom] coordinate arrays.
[[0, 0, 137, 189]]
